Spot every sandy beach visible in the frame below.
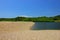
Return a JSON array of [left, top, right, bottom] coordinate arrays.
[[0, 30, 60, 40], [0, 22, 60, 40], [0, 21, 34, 31]]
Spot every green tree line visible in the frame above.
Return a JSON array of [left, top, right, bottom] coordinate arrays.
[[0, 15, 60, 22]]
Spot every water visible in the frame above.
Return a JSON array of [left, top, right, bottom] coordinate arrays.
[[31, 22, 60, 30]]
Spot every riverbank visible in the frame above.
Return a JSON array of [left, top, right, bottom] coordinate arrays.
[[55, 20, 60, 22], [0, 22, 60, 40], [0, 21, 34, 31], [0, 15, 60, 22]]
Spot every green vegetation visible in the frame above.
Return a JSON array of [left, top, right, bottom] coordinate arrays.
[[0, 15, 60, 22]]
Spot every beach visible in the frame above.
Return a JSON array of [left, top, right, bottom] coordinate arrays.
[[0, 22, 60, 40]]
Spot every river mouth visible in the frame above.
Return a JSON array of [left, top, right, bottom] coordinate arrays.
[[31, 22, 60, 30]]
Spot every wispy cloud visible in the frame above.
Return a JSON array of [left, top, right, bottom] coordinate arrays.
[[17, 15, 32, 17]]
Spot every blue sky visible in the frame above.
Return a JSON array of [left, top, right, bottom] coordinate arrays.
[[0, 0, 60, 18]]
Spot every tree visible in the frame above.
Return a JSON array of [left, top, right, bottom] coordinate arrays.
[[53, 15, 60, 20]]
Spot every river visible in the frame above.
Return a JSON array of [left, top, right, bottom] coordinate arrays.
[[31, 22, 60, 30]]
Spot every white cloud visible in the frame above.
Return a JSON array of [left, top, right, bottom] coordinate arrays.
[[17, 15, 32, 17]]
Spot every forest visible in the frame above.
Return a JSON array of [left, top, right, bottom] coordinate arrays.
[[0, 15, 60, 22]]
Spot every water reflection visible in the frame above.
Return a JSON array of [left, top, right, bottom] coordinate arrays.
[[31, 22, 60, 30]]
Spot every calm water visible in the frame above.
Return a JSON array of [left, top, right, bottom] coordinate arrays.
[[31, 22, 60, 30]]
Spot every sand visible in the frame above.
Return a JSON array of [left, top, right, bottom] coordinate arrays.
[[0, 21, 34, 31], [0, 30, 60, 40], [0, 22, 60, 40]]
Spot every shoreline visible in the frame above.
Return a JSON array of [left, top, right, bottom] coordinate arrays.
[[0, 22, 60, 40], [0, 22, 34, 32]]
